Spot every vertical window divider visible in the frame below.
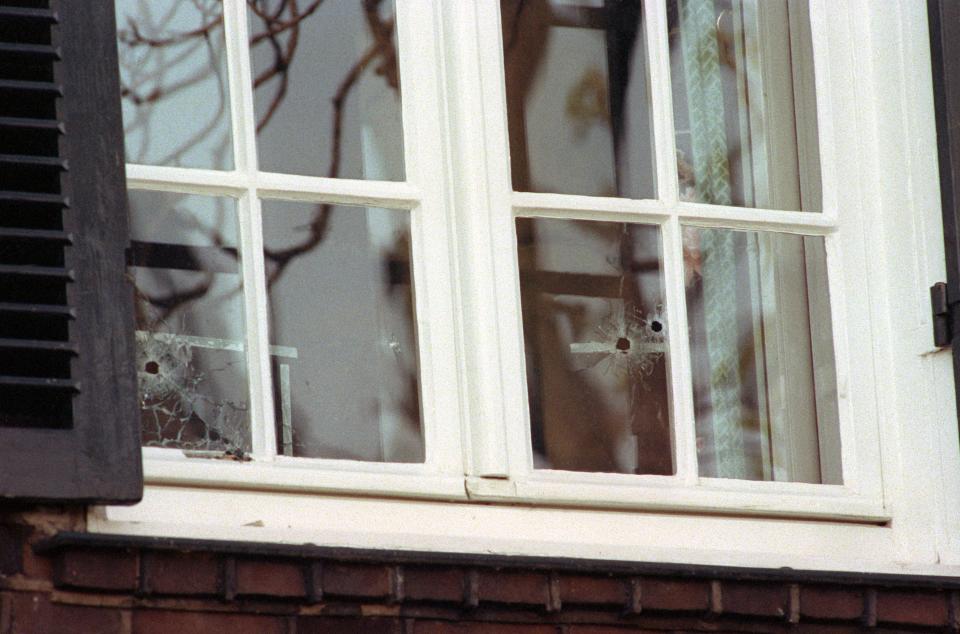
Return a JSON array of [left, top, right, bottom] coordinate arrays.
[[440, 0, 513, 479], [225, 0, 256, 175], [394, 0, 463, 474], [224, 0, 277, 459], [806, 0, 838, 223], [239, 189, 277, 459], [645, 0, 697, 483], [646, 0, 680, 208], [662, 216, 697, 484]]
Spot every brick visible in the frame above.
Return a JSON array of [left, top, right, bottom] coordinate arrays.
[[415, 621, 556, 634], [558, 575, 625, 606], [477, 570, 547, 605], [799, 586, 863, 621], [142, 551, 220, 596], [721, 581, 787, 617], [564, 621, 656, 634], [782, 625, 864, 634], [298, 615, 404, 634], [235, 558, 305, 599], [404, 566, 466, 603], [876, 589, 948, 627], [132, 609, 288, 634], [20, 542, 54, 582], [13, 508, 85, 580], [9, 592, 124, 634], [0, 524, 25, 576], [640, 578, 710, 612], [323, 562, 391, 599], [54, 548, 137, 592]]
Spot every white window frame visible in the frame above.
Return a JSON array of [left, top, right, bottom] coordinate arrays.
[[123, 0, 467, 500], [94, 0, 960, 576]]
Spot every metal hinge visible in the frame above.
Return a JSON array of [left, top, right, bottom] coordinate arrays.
[[931, 282, 956, 347]]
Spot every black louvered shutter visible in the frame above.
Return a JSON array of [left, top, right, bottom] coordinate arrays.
[[0, 1, 141, 502]]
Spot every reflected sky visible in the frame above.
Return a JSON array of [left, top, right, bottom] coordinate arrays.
[[116, 0, 234, 169]]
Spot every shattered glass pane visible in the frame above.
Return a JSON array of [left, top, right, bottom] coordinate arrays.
[[115, 0, 234, 169], [128, 191, 251, 455], [517, 217, 672, 474], [262, 201, 423, 462], [248, 0, 404, 180]]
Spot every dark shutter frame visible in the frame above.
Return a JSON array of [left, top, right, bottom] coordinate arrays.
[[0, 1, 141, 503], [929, 0, 960, 421]]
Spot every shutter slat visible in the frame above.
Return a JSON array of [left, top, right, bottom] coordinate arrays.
[[0, 264, 72, 280], [0, 302, 74, 317], [0, 375, 79, 391], [0, 7, 57, 22], [0, 79, 62, 96], [0, 43, 60, 60], [0, 154, 67, 169], [0, 191, 68, 206], [0, 338, 77, 353], [0, 117, 63, 132], [0, 228, 71, 243]]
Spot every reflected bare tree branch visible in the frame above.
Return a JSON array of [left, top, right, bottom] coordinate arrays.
[[122, 1, 413, 458]]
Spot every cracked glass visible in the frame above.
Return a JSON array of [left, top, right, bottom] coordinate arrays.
[[262, 201, 423, 462], [517, 217, 672, 474], [128, 191, 251, 455]]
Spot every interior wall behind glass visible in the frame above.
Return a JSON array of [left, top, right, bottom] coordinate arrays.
[[502, 0, 655, 198]]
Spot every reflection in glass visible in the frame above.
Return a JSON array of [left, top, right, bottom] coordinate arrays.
[[248, 0, 405, 180], [502, 0, 654, 198], [683, 227, 839, 483], [115, 0, 234, 169], [127, 192, 250, 454], [668, 0, 820, 211], [261, 201, 422, 462], [517, 218, 671, 474]]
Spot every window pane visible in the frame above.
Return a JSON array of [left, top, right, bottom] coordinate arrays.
[[261, 201, 422, 462], [502, 0, 655, 198], [517, 217, 672, 474], [683, 228, 839, 483], [668, 0, 820, 211], [128, 192, 250, 454], [249, 0, 405, 180], [116, 0, 234, 169]]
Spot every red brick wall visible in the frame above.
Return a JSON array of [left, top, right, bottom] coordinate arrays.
[[2, 506, 959, 633]]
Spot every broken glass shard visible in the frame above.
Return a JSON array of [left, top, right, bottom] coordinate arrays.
[[127, 191, 251, 455]]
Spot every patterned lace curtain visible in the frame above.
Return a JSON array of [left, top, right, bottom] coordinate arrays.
[[678, 0, 749, 479]]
